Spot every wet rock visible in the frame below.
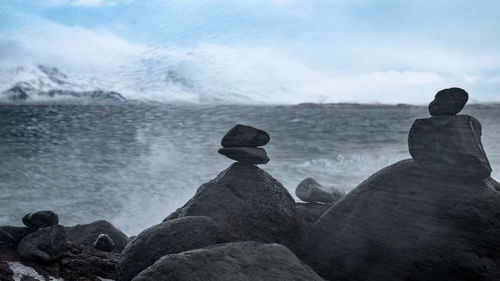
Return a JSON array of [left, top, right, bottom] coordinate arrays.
[[0, 226, 35, 249], [295, 178, 345, 203], [22, 210, 59, 230], [93, 234, 115, 252], [408, 115, 491, 178], [65, 220, 128, 252], [303, 159, 500, 281], [428, 87, 468, 116], [131, 241, 324, 281], [118, 216, 223, 281], [17, 225, 66, 262], [221, 124, 270, 147], [218, 147, 269, 164]]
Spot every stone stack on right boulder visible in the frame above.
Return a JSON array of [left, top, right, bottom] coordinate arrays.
[[303, 88, 500, 281]]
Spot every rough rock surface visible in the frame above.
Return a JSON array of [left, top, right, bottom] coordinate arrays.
[[22, 210, 59, 230], [295, 177, 345, 203], [0, 226, 35, 249], [93, 234, 115, 252], [303, 159, 500, 281], [165, 162, 302, 251], [65, 220, 128, 252], [118, 216, 223, 281], [428, 87, 468, 116], [17, 225, 66, 262], [218, 147, 269, 164], [221, 124, 270, 147], [408, 115, 491, 178], [295, 203, 331, 232], [131, 241, 324, 281]]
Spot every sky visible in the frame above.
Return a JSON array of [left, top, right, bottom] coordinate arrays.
[[0, 0, 499, 104]]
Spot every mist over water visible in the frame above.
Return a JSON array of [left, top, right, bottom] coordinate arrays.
[[1, 104, 499, 235]]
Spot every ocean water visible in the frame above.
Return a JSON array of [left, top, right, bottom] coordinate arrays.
[[1, 104, 499, 235]]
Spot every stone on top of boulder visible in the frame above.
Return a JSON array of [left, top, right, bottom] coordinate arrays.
[[295, 177, 345, 204], [428, 87, 468, 116], [22, 210, 59, 230], [131, 241, 324, 281], [221, 124, 270, 147], [218, 147, 269, 164], [65, 220, 128, 253], [17, 225, 66, 262]]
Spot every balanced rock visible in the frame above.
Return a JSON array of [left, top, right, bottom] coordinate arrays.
[[0, 226, 35, 248], [93, 234, 115, 252], [131, 241, 324, 281], [17, 225, 66, 262], [303, 159, 500, 281], [118, 216, 223, 281], [221, 124, 270, 147], [165, 162, 302, 252], [65, 220, 128, 252], [218, 147, 269, 164], [295, 178, 345, 203], [22, 210, 59, 230], [428, 87, 468, 116], [408, 115, 491, 178]]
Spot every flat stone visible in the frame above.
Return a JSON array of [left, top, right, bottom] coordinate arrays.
[[221, 124, 270, 147], [22, 210, 59, 230], [93, 234, 115, 252], [295, 178, 344, 203], [428, 87, 468, 116], [218, 147, 269, 164], [17, 225, 66, 262]]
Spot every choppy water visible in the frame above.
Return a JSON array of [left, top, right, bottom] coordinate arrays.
[[1, 104, 499, 235]]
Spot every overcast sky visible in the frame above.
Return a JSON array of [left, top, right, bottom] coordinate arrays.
[[1, 0, 499, 103]]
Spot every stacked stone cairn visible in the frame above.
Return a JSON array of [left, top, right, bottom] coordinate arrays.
[[218, 124, 270, 164]]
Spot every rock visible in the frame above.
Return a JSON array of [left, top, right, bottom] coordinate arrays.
[[303, 159, 500, 281], [65, 220, 128, 252], [22, 210, 59, 230], [408, 115, 491, 178], [295, 177, 345, 203], [295, 203, 331, 232], [0, 226, 35, 248], [165, 162, 302, 252], [218, 147, 269, 164], [428, 87, 469, 116], [221, 124, 270, 147], [93, 234, 115, 252], [17, 225, 67, 262], [131, 241, 324, 281], [118, 216, 223, 281]]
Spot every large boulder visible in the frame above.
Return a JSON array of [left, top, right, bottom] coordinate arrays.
[[221, 124, 270, 147], [165, 162, 302, 251], [295, 203, 331, 233], [0, 226, 34, 248], [22, 210, 59, 230], [131, 241, 324, 281], [65, 220, 128, 252], [303, 159, 500, 281], [295, 177, 345, 203], [118, 216, 223, 281], [17, 225, 67, 262], [408, 115, 492, 178]]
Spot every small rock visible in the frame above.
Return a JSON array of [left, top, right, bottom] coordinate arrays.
[[428, 87, 468, 116], [295, 178, 345, 204], [221, 124, 270, 147], [93, 234, 115, 252], [218, 147, 269, 164], [22, 210, 59, 230], [65, 220, 128, 252], [17, 225, 66, 262]]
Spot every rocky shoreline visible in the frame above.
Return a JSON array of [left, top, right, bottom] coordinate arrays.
[[2, 87, 500, 280]]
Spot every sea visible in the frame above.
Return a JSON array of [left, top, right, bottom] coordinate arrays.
[[1, 104, 499, 235]]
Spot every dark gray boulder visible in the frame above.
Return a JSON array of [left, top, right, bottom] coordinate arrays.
[[303, 159, 500, 281], [428, 87, 468, 116], [221, 124, 270, 147], [295, 203, 331, 232], [17, 225, 67, 262], [0, 226, 35, 248], [408, 115, 491, 178], [93, 234, 115, 252], [165, 162, 302, 252], [131, 241, 324, 281], [218, 147, 269, 164], [65, 220, 128, 252], [295, 177, 345, 203], [118, 216, 223, 281], [22, 210, 59, 230]]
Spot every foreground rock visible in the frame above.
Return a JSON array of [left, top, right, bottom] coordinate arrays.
[[409, 115, 491, 178], [295, 177, 344, 203], [132, 241, 324, 281], [428, 87, 468, 116], [303, 159, 500, 281], [65, 220, 128, 252], [0, 226, 34, 248], [118, 216, 223, 281], [17, 225, 66, 262], [218, 147, 270, 164], [165, 162, 302, 252], [22, 210, 59, 230], [221, 124, 270, 147]]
